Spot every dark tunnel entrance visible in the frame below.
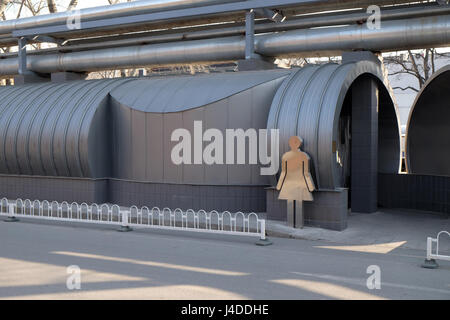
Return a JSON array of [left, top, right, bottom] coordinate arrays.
[[338, 74, 401, 212], [407, 66, 450, 176]]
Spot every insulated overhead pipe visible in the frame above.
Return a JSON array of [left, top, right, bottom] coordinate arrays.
[[0, 0, 427, 39], [1, 3, 447, 51], [0, 0, 241, 36], [0, 14, 450, 76]]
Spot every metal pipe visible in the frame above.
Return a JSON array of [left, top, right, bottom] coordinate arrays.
[[0, 0, 241, 35], [256, 14, 450, 56], [1, 4, 447, 53], [60, 4, 450, 49], [0, 15, 449, 77], [260, 3, 450, 33], [0, 0, 425, 40]]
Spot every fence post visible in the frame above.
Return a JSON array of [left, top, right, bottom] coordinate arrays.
[[422, 237, 439, 269], [5, 203, 20, 222], [117, 209, 132, 232], [255, 219, 272, 246]]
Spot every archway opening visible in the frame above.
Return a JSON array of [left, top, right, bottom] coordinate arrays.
[[407, 68, 450, 176], [337, 74, 401, 211]]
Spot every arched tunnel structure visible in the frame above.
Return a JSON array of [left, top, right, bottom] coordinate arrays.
[[267, 62, 401, 190], [406, 65, 450, 176], [0, 61, 401, 224]]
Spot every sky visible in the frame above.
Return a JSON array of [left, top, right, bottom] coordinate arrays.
[[4, 0, 129, 18]]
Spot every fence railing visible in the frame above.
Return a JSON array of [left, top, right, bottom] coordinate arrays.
[[423, 231, 450, 268], [0, 198, 270, 244], [426, 231, 450, 261]]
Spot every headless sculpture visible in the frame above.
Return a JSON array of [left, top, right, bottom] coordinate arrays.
[[276, 136, 316, 228]]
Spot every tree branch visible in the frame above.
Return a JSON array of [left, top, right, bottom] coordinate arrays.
[[47, 0, 57, 13], [67, 0, 78, 11], [392, 86, 419, 93]]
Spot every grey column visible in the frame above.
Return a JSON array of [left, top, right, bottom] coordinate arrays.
[[351, 76, 378, 213], [237, 9, 274, 71], [245, 9, 256, 60], [18, 37, 28, 75], [15, 37, 50, 85]]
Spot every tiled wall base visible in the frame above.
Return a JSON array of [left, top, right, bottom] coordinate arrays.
[[267, 187, 349, 231], [0, 175, 266, 213]]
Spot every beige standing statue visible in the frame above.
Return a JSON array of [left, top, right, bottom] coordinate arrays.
[[276, 136, 316, 228]]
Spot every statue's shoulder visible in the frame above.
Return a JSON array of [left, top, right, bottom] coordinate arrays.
[[300, 151, 311, 160]]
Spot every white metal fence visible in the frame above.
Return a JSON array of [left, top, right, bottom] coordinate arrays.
[[426, 231, 450, 263], [0, 198, 268, 242]]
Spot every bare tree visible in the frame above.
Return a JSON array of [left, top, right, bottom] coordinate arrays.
[[1, 0, 27, 85], [0, 0, 81, 85], [2, 0, 228, 82], [46, 0, 57, 13], [46, 0, 79, 13], [67, 0, 78, 11], [0, 0, 12, 16], [384, 49, 450, 93]]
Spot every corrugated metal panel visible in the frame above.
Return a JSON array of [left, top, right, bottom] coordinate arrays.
[[0, 64, 401, 187], [0, 78, 129, 178], [267, 61, 401, 190], [110, 71, 290, 185], [109, 70, 291, 113]]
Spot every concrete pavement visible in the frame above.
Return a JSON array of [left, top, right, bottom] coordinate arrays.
[[267, 209, 450, 251], [0, 218, 449, 299]]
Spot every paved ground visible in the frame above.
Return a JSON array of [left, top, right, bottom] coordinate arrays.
[[0, 217, 449, 300], [268, 209, 450, 251]]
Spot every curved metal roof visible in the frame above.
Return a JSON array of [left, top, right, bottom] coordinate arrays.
[[406, 65, 450, 176], [109, 70, 291, 113], [0, 64, 401, 185], [0, 78, 129, 178], [267, 61, 401, 189]]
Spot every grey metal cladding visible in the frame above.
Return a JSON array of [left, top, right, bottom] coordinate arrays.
[[109, 70, 291, 113], [109, 70, 290, 185], [0, 78, 128, 178], [0, 64, 401, 187], [406, 65, 450, 176], [267, 61, 401, 190]]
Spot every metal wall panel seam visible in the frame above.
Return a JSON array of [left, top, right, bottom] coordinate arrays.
[[143, 78, 175, 112], [282, 67, 315, 151], [64, 80, 117, 177], [48, 81, 98, 176], [38, 81, 93, 176], [162, 78, 192, 113], [0, 84, 48, 174], [313, 64, 344, 189], [5, 84, 50, 173], [292, 64, 331, 187], [317, 64, 354, 188], [22, 83, 66, 174], [62, 79, 107, 177], [277, 68, 315, 160], [75, 79, 129, 177], [15, 83, 66, 174], [266, 68, 301, 131], [107, 71, 292, 113], [80, 78, 135, 177], [0, 85, 29, 173], [28, 82, 80, 175]]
